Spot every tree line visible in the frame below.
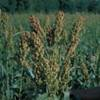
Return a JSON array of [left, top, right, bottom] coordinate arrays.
[[0, 0, 100, 13]]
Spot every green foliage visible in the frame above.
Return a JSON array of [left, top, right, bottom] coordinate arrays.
[[0, 0, 100, 13], [0, 11, 100, 100]]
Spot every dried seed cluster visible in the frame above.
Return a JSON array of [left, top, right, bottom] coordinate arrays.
[[19, 12, 85, 96]]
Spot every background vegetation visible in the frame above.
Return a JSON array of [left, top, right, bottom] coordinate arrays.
[[0, 0, 100, 13]]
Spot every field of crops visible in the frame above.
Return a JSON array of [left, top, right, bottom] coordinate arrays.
[[0, 11, 100, 100]]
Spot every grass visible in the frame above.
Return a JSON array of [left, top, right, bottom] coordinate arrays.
[[9, 12, 100, 45], [0, 11, 100, 100]]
